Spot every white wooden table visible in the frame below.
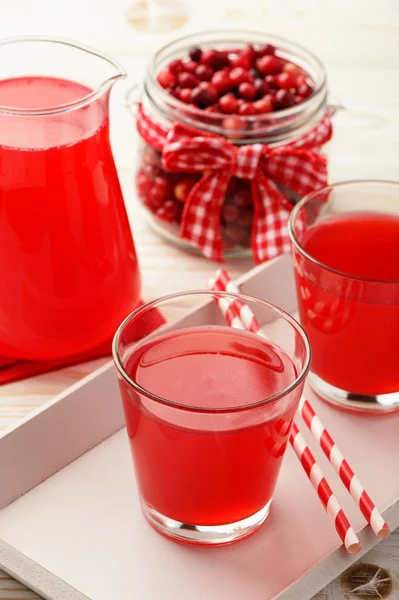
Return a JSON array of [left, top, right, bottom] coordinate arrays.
[[0, 1, 398, 597]]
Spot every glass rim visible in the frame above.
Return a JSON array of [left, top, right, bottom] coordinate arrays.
[[112, 289, 311, 414], [0, 36, 126, 117], [145, 29, 328, 142], [288, 179, 399, 285]]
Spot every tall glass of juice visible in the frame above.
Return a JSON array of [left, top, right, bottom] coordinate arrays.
[[113, 291, 310, 545], [289, 180, 399, 413]]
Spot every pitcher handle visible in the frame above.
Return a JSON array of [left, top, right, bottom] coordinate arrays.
[[125, 84, 141, 117]]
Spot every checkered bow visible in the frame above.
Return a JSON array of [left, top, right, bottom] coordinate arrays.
[[137, 105, 332, 263]]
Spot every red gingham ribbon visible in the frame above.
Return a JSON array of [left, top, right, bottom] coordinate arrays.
[[137, 105, 332, 263]]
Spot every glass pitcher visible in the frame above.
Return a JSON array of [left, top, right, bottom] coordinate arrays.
[[0, 37, 141, 360]]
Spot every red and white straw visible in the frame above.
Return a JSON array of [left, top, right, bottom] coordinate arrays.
[[209, 270, 360, 553], [299, 397, 390, 540], [211, 270, 263, 335], [290, 422, 361, 554], [210, 291, 246, 332], [209, 268, 390, 550]]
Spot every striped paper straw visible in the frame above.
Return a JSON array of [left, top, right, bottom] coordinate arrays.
[[211, 270, 262, 335], [211, 292, 246, 332], [210, 282, 361, 552], [290, 423, 361, 554], [210, 268, 389, 542], [299, 397, 390, 540]]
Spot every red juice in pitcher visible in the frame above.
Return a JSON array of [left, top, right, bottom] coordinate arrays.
[[298, 211, 399, 395], [0, 76, 140, 359], [120, 325, 298, 527]]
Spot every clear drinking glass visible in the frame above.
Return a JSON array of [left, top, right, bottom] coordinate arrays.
[[113, 291, 310, 545], [289, 180, 399, 413]]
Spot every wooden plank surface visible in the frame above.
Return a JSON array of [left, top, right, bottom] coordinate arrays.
[[0, 0, 398, 597]]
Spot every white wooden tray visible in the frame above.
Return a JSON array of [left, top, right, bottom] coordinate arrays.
[[1, 254, 398, 600]]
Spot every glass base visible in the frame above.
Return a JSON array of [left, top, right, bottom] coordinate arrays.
[[141, 499, 272, 545], [309, 372, 399, 414]]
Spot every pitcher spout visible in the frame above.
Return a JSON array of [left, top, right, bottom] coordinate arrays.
[[91, 46, 127, 96], [0, 36, 126, 116]]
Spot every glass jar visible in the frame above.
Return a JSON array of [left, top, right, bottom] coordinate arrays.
[[131, 30, 331, 259]]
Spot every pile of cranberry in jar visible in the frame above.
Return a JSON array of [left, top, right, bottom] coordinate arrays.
[[157, 43, 314, 115], [137, 42, 317, 255]]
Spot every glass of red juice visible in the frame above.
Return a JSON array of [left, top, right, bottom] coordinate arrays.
[[113, 291, 310, 545], [289, 180, 399, 413], [0, 38, 141, 360]]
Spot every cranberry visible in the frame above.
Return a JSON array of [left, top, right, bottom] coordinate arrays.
[[189, 47, 202, 62], [157, 70, 177, 89], [238, 82, 256, 101], [222, 237, 237, 251], [156, 199, 182, 223], [174, 178, 196, 202], [253, 95, 274, 114], [224, 224, 247, 244], [283, 62, 301, 74], [276, 72, 297, 90], [168, 59, 184, 74], [229, 67, 248, 86], [236, 208, 254, 228], [178, 72, 199, 88], [265, 74, 279, 89], [191, 82, 218, 107], [222, 204, 240, 223], [201, 48, 225, 68], [137, 171, 152, 198], [249, 68, 263, 79], [218, 94, 239, 114], [223, 117, 246, 129], [204, 105, 221, 114], [183, 60, 199, 73], [143, 147, 162, 168], [256, 55, 283, 75], [223, 117, 246, 130], [298, 82, 313, 99], [241, 44, 257, 63], [222, 118, 247, 140], [254, 79, 269, 97], [142, 163, 160, 180], [231, 54, 252, 70], [231, 187, 252, 207], [239, 102, 256, 116], [275, 89, 296, 108], [257, 44, 276, 57], [179, 88, 192, 103], [214, 51, 231, 69], [296, 75, 308, 86], [167, 87, 180, 99], [211, 70, 231, 93], [148, 175, 173, 207], [195, 64, 213, 81], [200, 81, 218, 97]]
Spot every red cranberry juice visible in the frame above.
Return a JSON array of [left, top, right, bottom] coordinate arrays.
[[120, 325, 299, 526], [0, 76, 140, 359], [296, 212, 399, 395]]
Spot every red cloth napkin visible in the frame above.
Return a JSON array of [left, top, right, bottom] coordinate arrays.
[[0, 301, 165, 385]]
